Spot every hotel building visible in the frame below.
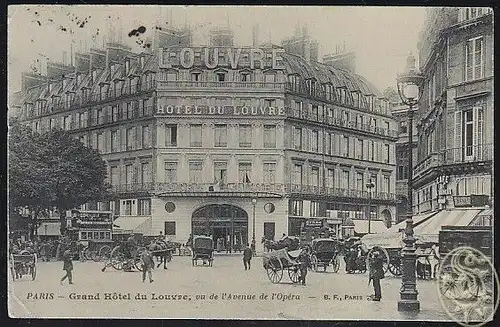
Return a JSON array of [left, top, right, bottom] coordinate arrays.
[[12, 25, 399, 250]]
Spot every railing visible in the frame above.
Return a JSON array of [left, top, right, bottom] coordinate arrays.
[[414, 144, 493, 177], [109, 182, 398, 201], [157, 80, 285, 90]]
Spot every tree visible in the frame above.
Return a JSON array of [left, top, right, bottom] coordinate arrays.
[[8, 122, 110, 235], [40, 129, 111, 234]]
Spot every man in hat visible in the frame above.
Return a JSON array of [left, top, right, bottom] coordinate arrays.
[[60, 249, 74, 285], [298, 247, 311, 285], [243, 243, 252, 270], [140, 246, 155, 283], [368, 246, 385, 301]]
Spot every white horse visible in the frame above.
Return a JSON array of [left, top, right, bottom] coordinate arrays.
[[416, 244, 440, 280]]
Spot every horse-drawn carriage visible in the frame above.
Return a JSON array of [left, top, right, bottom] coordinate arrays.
[[309, 238, 341, 273], [10, 250, 37, 281], [343, 236, 370, 273], [81, 239, 114, 262], [262, 248, 302, 284], [192, 236, 214, 267], [262, 236, 300, 252]]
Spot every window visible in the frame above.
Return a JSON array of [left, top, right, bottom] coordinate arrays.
[[111, 130, 119, 152], [264, 74, 275, 83], [342, 136, 349, 157], [110, 166, 120, 186], [214, 124, 227, 147], [125, 164, 134, 185], [310, 201, 320, 217], [142, 125, 151, 148], [213, 162, 228, 184], [165, 222, 176, 236], [263, 163, 276, 184], [370, 140, 375, 161], [293, 164, 303, 185], [466, 37, 484, 81], [383, 175, 391, 193], [326, 133, 332, 155], [164, 162, 177, 183], [371, 174, 378, 193], [459, 7, 491, 22], [97, 132, 105, 153], [341, 170, 350, 189], [165, 125, 177, 146], [126, 127, 135, 150], [356, 172, 364, 191], [384, 144, 390, 163], [356, 139, 363, 159], [263, 125, 276, 148], [167, 72, 177, 82], [239, 124, 252, 147], [291, 200, 303, 216], [327, 168, 334, 188], [311, 130, 319, 152], [400, 121, 408, 134], [189, 161, 203, 183], [191, 72, 201, 82], [238, 163, 252, 183], [49, 118, 55, 130], [141, 162, 151, 185], [241, 73, 250, 82], [397, 166, 409, 180], [216, 72, 225, 82], [188, 124, 202, 147], [138, 199, 151, 215], [97, 108, 104, 125], [112, 105, 119, 122], [311, 167, 320, 187], [124, 200, 132, 215], [294, 127, 302, 150], [79, 112, 87, 128]]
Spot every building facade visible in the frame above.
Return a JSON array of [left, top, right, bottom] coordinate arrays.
[[12, 25, 399, 250], [413, 7, 493, 226]]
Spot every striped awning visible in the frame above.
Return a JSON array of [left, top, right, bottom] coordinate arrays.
[[387, 211, 437, 233], [112, 216, 152, 236], [352, 219, 388, 234], [414, 209, 481, 237]]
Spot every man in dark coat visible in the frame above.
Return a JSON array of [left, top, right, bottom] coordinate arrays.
[[126, 233, 137, 259], [368, 246, 385, 301], [141, 246, 155, 283], [298, 248, 311, 285], [60, 249, 74, 285], [243, 244, 252, 270]]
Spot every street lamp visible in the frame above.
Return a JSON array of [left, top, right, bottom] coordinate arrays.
[[251, 198, 257, 254], [396, 52, 425, 313], [366, 180, 375, 234]]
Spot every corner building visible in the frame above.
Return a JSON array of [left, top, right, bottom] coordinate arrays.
[[13, 27, 398, 250]]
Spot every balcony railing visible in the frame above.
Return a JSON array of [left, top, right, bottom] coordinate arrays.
[[414, 144, 493, 177], [157, 80, 285, 90], [109, 182, 398, 201]]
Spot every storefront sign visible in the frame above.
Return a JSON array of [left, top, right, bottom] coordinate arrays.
[[160, 47, 285, 70], [453, 195, 489, 207], [156, 105, 286, 116]]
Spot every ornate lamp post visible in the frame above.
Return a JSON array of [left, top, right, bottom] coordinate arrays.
[[366, 180, 375, 234], [396, 53, 425, 313], [251, 198, 257, 254]]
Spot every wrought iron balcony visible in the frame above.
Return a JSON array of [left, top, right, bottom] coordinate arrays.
[[157, 80, 285, 90], [413, 153, 443, 177]]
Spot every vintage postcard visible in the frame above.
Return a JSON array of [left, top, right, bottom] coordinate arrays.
[[7, 5, 496, 323]]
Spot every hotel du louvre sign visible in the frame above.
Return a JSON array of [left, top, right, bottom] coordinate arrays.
[[156, 103, 286, 117], [159, 47, 286, 70]]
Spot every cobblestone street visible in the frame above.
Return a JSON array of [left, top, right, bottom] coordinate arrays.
[[9, 254, 450, 320]]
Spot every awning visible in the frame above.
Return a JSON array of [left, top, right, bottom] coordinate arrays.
[[37, 222, 61, 236], [414, 209, 482, 238], [387, 211, 437, 233], [352, 219, 388, 234], [113, 216, 152, 236], [361, 232, 403, 249]]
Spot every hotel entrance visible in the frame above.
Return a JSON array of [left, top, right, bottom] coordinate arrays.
[[192, 204, 248, 252]]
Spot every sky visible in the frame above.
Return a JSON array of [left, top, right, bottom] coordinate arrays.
[[8, 5, 427, 97]]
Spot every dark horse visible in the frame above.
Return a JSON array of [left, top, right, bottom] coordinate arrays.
[[148, 241, 172, 269], [262, 237, 300, 252]]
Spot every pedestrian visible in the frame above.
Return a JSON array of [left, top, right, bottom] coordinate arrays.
[[368, 246, 385, 301], [243, 243, 252, 270], [141, 246, 155, 283], [298, 247, 311, 285], [60, 249, 74, 285]]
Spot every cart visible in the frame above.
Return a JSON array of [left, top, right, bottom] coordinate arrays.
[[10, 251, 37, 281], [83, 240, 114, 262], [101, 241, 146, 272], [192, 236, 214, 267], [262, 248, 302, 284], [310, 238, 341, 273]]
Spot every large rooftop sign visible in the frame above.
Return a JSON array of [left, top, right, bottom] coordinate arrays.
[[159, 47, 286, 70], [156, 104, 286, 116]]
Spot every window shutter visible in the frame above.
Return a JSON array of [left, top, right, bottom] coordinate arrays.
[[474, 38, 483, 79], [454, 111, 462, 161], [473, 105, 483, 160]]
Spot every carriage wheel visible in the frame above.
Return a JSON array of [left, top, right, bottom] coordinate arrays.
[[83, 247, 92, 261], [311, 255, 318, 272], [388, 260, 402, 276], [366, 247, 390, 273], [332, 256, 340, 273], [266, 258, 283, 284], [99, 245, 112, 261], [110, 246, 125, 270], [288, 266, 301, 283], [31, 264, 37, 280], [134, 259, 143, 272]]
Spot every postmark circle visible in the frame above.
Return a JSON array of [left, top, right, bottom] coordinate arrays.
[[437, 246, 499, 327]]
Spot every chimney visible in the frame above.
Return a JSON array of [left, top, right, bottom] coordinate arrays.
[[252, 24, 259, 47]]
